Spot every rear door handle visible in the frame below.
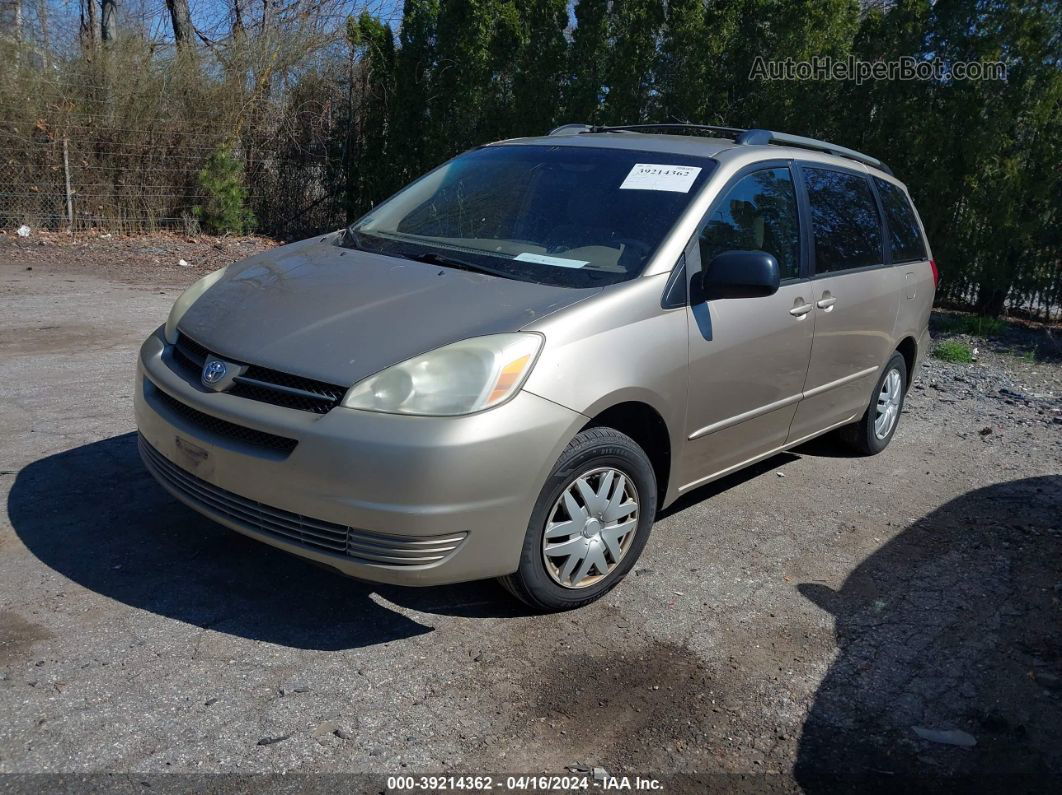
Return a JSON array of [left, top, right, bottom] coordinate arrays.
[[816, 297, 837, 309], [790, 303, 813, 317]]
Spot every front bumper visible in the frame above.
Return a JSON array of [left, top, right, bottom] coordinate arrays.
[[134, 329, 586, 586]]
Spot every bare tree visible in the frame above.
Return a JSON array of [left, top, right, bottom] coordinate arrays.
[[101, 0, 117, 41], [7, 0, 22, 66], [36, 0, 48, 61], [12, 0, 22, 44], [165, 0, 193, 48], [232, 0, 244, 36], [80, 0, 98, 50]]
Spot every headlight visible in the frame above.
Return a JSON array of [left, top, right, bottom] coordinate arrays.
[[342, 333, 543, 416], [164, 267, 228, 344]]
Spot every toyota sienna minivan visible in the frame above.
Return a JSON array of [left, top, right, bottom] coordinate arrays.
[[135, 123, 936, 610]]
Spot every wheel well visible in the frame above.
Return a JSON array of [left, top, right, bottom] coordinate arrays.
[[583, 402, 671, 499], [896, 336, 917, 391]]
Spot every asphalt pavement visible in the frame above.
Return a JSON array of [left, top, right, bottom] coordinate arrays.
[[1, 257, 1059, 787]]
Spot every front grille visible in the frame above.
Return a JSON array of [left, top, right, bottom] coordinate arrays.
[[139, 436, 467, 567], [173, 333, 211, 373], [231, 369, 346, 414], [173, 332, 347, 415], [148, 380, 298, 456]]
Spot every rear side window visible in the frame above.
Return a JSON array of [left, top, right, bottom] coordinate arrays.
[[874, 177, 927, 263], [803, 167, 883, 273], [698, 167, 801, 279]]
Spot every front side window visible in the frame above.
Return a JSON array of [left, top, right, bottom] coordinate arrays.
[[873, 177, 927, 263], [803, 167, 883, 273], [698, 167, 801, 279], [344, 145, 716, 287]]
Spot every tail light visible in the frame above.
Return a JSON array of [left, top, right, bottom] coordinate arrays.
[[929, 258, 940, 287]]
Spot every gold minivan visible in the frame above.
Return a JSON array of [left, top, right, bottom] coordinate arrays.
[[136, 124, 936, 610]]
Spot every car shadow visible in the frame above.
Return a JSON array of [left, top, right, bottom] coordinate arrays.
[[789, 431, 856, 459], [657, 452, 801, 519], [795, 475, 1062, 788], [6, 433, 529, 652], [659, 422, 879, 519]]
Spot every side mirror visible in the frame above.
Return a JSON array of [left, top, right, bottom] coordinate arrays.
[[695, 250, 781, 301]]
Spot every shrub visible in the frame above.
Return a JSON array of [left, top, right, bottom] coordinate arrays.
[[936, 314, 1007, 337], [933, 341, 975, 364], [193, 148, 256, 235]]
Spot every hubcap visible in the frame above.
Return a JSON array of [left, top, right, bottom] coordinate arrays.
[[874, 368, 903, 439], [542, 467, 639, 589]]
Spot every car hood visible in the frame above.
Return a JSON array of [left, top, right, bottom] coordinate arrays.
[[178, 234, 599, 387]]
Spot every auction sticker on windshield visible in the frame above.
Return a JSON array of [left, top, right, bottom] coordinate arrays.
[[620, 163, 702, 192], [514, 253, 590, 268]]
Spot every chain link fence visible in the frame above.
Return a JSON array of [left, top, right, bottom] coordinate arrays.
[[0, 127, 347, 239], [0, 22, 357, 242]]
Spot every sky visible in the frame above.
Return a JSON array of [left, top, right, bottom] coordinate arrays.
[[9, 1, 408, 52]]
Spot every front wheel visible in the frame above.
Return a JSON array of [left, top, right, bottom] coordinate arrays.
[[499, 427, 657, 611], [839, 351, 908, 455]]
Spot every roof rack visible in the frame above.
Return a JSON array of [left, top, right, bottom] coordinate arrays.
[[735, 128, 891, 174], [547, 122, 892, 175], [593, 123, 752, 138]]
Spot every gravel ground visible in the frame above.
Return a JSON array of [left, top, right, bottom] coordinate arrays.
[[1, 238, 1060, 789]]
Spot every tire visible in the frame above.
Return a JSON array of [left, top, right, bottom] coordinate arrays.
[[499, 427, 657, 611], [839, 351, 908, 455]]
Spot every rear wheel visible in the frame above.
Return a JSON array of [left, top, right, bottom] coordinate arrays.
[[499, 427, 657, 611], [839, 351, 907, 455]]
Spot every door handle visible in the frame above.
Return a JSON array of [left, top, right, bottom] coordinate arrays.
[[790, 302, 813, 317], [816, 296, 837, 309]]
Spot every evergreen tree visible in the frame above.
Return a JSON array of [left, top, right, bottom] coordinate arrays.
[[656, 0, 709, 123], [392, 0, 440, 183], [602, 0, 665, 123], [346, 13, 397, 217], [842, 1, 938, 226], [763, 0, 859, 133], [431, 0, 497, 156], [480, 0, 528, 141], [513, 0, 569, 134], [193, 147, 256, 235], [930, 0, 1061, 314], [565, 0, 610, 122]]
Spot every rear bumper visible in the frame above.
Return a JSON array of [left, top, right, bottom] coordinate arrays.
[[134, 328, 586, 586]]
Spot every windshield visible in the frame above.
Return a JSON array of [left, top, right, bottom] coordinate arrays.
[[344, 144, 716, 287]]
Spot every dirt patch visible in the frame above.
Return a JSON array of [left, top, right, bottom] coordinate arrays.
[[0, 611, 55, 667], [500, 635, 806, 780], [0, 323, 116, 356], [0, 230, 279, 287], [517, 641, 715, 769]]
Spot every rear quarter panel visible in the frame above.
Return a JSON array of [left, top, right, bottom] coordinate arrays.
[[881, 176, 936, 377], [892, 258, 935, 378]]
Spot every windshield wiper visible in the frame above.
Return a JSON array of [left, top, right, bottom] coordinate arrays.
[[338, 227, 370, 251], [404, 250, 512, 279]]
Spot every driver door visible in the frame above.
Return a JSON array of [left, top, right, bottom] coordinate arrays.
[[677, 163, 815, 493]]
